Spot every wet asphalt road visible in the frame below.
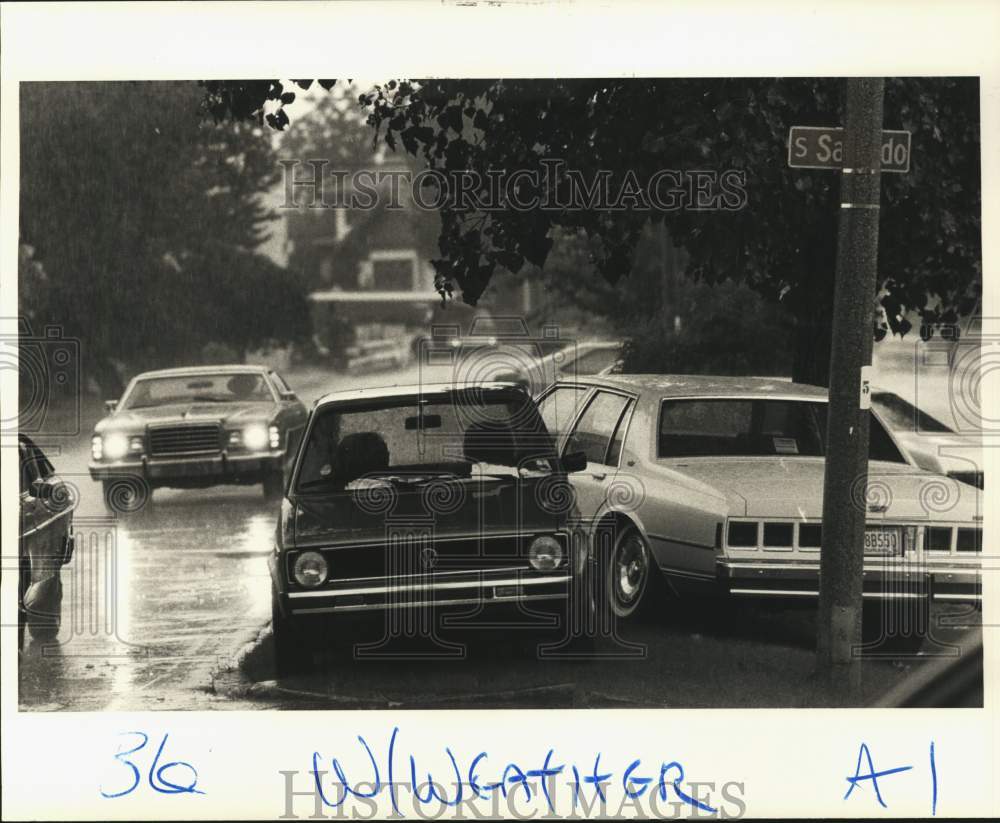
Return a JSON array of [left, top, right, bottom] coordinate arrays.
[[17, 364, 427, 711], [16, 342, 983, 710]]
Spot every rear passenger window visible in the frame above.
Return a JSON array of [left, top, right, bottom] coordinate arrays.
[[868, 414, 906, 463], [565, 391, 631, 465]]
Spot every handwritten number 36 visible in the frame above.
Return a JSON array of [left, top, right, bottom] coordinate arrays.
[[101, 732, 204, 798]]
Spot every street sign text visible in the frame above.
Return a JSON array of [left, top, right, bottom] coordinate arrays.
[[788, 126, 911, 173]]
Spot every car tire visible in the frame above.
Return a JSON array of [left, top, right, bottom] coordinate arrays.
[[27, 614, 61, 641], [272, 585, 311, 676], [605, 526, 661, 619], [262, 471, 284, 500], [102, 476, 150, 513], [24, 575, 63, 643]]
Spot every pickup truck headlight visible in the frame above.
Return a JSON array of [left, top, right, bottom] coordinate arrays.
[[102, 432, 129, 460], [242, 423, 269, 451], [528, 535, 564, 571], [293, 551, 328, 588]]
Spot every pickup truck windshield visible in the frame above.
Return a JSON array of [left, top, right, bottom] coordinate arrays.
[[297, 389, 558, 489]]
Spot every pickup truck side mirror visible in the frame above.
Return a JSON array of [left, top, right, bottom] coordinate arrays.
[[104, 399, 119, 413], [280, 390, 299, 402], [29, 476, 48, 499], [560, 450, 588, 473]]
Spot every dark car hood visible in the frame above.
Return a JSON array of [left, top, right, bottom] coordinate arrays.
[[95, 401, 277, 431], [292, 473, 566, 548]]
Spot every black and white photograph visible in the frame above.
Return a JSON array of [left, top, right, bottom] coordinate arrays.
[[2, 2, 997, 821]]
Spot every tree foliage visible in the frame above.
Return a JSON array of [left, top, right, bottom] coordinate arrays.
[[20, 81, 306, 391], [203, 78, 981, 385]]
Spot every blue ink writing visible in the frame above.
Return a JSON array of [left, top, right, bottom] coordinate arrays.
[[930, 741, 937, 816], [308, 726, 724, 817], [844, 742, 913, 808], [102, 732, 203, 798], [660, 761, 718, 813]]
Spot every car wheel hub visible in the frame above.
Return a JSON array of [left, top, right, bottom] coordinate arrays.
[[614, 536, 647, 604]]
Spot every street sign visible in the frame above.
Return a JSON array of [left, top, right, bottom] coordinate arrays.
[[788, 126, 911, 172]]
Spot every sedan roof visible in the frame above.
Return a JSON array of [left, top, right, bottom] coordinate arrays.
[[314, 381, 525, 408], [559, 373, 828, 400]]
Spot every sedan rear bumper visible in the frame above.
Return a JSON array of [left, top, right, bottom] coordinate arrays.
[[716, 558, 981, 602]]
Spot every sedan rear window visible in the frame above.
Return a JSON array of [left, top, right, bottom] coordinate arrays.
[[658, 398, 905, 462]]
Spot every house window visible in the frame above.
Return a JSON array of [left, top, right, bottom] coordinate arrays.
[[372, 258, 415, 291]]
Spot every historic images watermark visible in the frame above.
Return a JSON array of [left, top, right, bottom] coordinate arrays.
[[280, 727, 748, 819], [1, 317, 81, 436], [279, 160, 748, 213]]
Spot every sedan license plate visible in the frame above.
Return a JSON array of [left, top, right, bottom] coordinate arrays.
[[864, 527, 901, 556]]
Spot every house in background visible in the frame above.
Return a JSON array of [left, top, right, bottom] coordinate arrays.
[[283, 156, 544, 365]]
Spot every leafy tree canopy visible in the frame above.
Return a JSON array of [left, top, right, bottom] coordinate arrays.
[[21, 81, 307, 389], [203, 78, 981, 384]]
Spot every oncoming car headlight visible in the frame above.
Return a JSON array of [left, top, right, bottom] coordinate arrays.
[[102, 432, 129, 461], [528, 536, 564, 571], [242, 423, 269, 451], [293, 551, 328, 588]]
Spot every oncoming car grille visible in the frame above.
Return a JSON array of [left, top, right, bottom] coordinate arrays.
[[148, 424, 221, 456]]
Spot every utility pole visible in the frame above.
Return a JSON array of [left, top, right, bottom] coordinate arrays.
[[816, 77, 885, 691]]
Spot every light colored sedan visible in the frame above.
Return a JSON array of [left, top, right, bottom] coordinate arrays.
[[536, 375, 983, 617], [495, 340, 624, 395]]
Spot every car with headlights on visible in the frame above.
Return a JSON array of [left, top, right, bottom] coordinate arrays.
[[269, 381, 588, 672], [19, 434, 76, 650], [535, 375, 983, 619], [89, 365, 307, 509]]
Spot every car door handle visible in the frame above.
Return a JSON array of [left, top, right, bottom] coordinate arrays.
[[591, 472, 607, 481]]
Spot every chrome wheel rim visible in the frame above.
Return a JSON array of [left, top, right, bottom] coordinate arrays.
[[613, 534, 647, 605]]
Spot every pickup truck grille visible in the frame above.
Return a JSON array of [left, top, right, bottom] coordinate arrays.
[[148, 424, 221, 456], [294, 532, 568, 584]]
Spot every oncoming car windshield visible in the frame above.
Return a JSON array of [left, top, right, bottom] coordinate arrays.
[[123, 373, 273, 408], [296, 387, 558, 490], [658, 398, 906, 462]]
